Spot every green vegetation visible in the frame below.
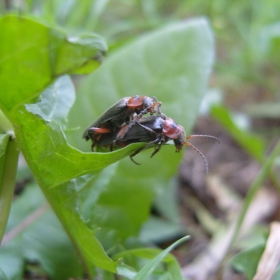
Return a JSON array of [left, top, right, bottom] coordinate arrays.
[[1, 1, 280, 279]]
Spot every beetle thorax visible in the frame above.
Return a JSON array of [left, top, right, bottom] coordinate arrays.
[[162, 118, 183, 139]]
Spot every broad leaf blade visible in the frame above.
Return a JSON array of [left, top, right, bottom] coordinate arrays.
[[25, 76, 75, 129], [0, 184, 84, 280], [69, 18, 215, 150], [0, 15, 106, 114], [67, 18, 214, 246], [14, 103, 147, 187]]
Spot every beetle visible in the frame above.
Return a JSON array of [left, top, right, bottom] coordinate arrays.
[[83, 95, 161, 149], [113, 115, 220, 172]]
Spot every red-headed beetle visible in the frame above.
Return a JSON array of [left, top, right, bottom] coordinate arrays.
[[83, 95, 161, 149], [114, 115, 220, 171]]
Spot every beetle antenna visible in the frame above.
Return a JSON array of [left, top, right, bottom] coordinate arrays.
[[186, 134, 220, 144], [184, 142, 209, 174]]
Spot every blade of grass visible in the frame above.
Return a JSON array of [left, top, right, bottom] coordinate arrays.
[[132, 236, 189, 280]]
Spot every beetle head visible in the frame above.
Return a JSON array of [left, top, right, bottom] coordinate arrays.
[[127, 95, 161, 115], [173, 129, 187, 152], [142, 96, 162, 114]]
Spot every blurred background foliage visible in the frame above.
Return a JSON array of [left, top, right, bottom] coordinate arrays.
[[3, 0, 280, 114], [1, 0, 280, 279]]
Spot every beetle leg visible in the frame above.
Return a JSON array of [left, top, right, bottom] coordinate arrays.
[[130, 137, 162, 165], [150, 135, 167, 157], [153, 100, 163, 117], [136, 122, 158, 134], [120, 120, 158, 141], [150, 142, 162, 157], [116, 119, 138, 140], [120, 105, 154, 136], [130, 154, 141, 165], [110, 142, 114, 152], [130, 146, 146, 165], [91, 140, 97, 151]]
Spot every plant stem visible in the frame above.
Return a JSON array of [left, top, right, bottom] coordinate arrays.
[[0, 136, 19, 244]]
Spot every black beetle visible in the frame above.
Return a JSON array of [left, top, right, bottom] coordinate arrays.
[[113, 115, 220, 171], [83, 95, 161, 149]]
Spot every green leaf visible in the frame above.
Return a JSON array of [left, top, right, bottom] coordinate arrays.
[[47, 177, 118, 273], [0, 110, 13, 135], [14, 102, 148, 188], [140, 216, 186, 244], [12, 75, 146, 188], [231, 244, 265, 280], [131, 236, 189, 280], [114, 246, 184, 280], [69, 18, 215, 151], [11, 78, 145, 274], [25, 76, 75, 129], [117, 263, 137, 279], [0, 14, 117, 275], [1, 15, 214, 276], [67, 17, 214, 255], [76, 163, 155, 243], [0, 183, 84, 280], [211, 105, 265, 162], [57, 34, 107, 75], [0, 14, 106, 115]]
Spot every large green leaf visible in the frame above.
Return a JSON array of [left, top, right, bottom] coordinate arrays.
[[76, 163, 154, 243], [25, 75, 76, 129], [13, 77, 119, 273], [0, 14, 117, 276], [14, 101, 148, 188], [69, 18, 214, 149], [15, 75, 141, 188], [0, 14, 214, 277], [0, 183, 83, 280], [67, 17, 214, 247], [0, 14, 106, 115]]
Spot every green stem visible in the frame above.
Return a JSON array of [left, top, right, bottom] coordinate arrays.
[[0, 109, 14, 136], [0, 136, 19, 244]]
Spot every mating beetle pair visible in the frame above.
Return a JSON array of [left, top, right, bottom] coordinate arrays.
[[83, 95, 161, 146], [83, 95, 219, 171]]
